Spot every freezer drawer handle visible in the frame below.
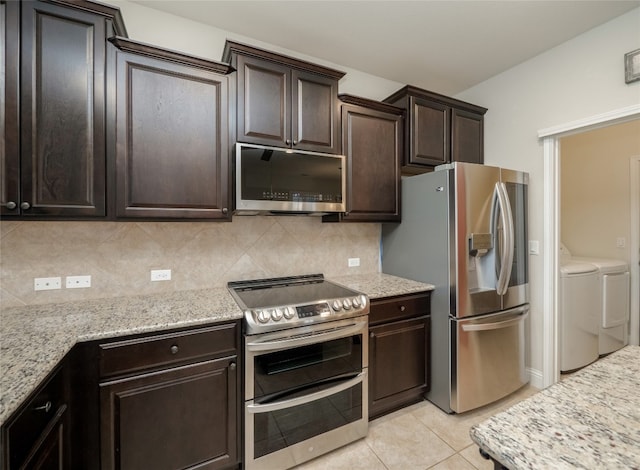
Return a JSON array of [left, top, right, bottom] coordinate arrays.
[[461, 311, 528, 332]]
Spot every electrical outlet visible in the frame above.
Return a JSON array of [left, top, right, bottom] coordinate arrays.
[[616, 237, 626, 248], [348, 258, 360, 267], [528, 240, 540, 255], [66, 275, 91, 289], [34, 277, 62, 291], [151, 269, 171, 281]]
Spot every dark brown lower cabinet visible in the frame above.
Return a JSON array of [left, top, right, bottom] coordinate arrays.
[[98, 322, 241, 470], [2, 364, 69, 470], [100, 357, 237, 470], [368, 292, 431, 420]]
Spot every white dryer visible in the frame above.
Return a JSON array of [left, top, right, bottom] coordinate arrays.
[[561, 243, 630, 355], [559, 247, 600, 372]]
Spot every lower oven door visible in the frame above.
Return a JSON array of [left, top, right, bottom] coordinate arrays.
[[244, 316, 368, 470]]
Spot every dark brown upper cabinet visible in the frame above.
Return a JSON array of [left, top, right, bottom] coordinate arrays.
[[383, 86, 487, 174], [110, 38, 233, 220], [325, 95, 403, 223], [223, 40, 345, 154], [1, 0, 126, 218]]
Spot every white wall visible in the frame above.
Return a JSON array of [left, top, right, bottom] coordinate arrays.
[[561, 119, 640, 262], [108, 0, 404, 100], [455, 7, 640, 378]]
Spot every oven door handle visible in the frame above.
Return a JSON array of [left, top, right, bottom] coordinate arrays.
[[246, 370, 366, 414], [245, 321, 366, 352]]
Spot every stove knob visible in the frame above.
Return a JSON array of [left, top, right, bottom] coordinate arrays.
[[271, 308, 284, 321], [352, 296, 361, 308], [283, 306, 296, 319], [342, 298, 352, 310], [332, 300, 342, 312], [256, 310, 270, 324]]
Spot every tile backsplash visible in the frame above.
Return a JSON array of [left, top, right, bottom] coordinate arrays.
[[0, 217, 381, 308]]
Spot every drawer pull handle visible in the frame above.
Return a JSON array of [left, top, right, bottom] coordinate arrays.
[[34, 401, 52, 413], [170, 345, 179, 355], [229, 362, 236, 371], [399, 305, 406, 312]]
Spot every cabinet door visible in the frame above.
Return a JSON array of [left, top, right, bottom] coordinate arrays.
[[236, 55, 290, 148], [452, 108, 484, 164], [100, 357, 238, 470], [1, 0, 20, 216], [292, 69, 340, 154], [19, 1, 107, 217], [369, 316, 429, 419], [115, 51, 230, 219], [410, 97, 450, 167], [341, 104, 401, 221]]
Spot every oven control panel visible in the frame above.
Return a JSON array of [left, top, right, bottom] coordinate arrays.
[[248, 294, 368, 331]]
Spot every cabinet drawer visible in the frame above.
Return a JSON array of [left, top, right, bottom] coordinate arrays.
[[5, 367, 66, 469], [99, 322, 238, 378], [369, 292, 431, 326]]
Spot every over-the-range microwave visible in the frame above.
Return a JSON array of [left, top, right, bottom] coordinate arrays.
[[234, 142, 347, 215]]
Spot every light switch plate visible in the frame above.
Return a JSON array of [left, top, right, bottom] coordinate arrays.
[[528, 240, 540, 255], [34, 277, 62, 291], [66, 275, 91, 289], [348, 258, 360, 267], [151, 269, 171, 281]]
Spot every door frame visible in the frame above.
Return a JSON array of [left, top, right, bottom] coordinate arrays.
[[630, 155, 640, 347], [538, 104, 640, 388]]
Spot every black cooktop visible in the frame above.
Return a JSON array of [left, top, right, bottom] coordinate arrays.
[[228, 274, 357, 309]]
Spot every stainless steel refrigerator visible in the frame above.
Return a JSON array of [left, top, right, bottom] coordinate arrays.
[[382, 162, 529, 414]]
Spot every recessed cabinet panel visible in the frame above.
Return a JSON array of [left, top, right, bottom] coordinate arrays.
[[342, 104, 401, 221], [1, 1, 20, 216], [100, 358, 237, 470], [413, 98, 449, 166], [452, 108, 483, 164], [19, 1, 106, 216], [237, 55, 289, 147], [115, 50, 229, 219], [293, 70, 339, 152]]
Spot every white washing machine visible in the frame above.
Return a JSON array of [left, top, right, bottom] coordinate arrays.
[[559, 258, 600, 372], [561, 243, 630, 355]]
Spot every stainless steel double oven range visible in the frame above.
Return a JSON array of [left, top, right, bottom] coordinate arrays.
[[228, 274, 369, 470]]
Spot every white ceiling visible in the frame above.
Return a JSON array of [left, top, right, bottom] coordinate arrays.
[[131, 1, 640, 95]]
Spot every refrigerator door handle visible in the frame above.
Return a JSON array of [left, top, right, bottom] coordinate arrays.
[[494, 182, 514, 295], [461, 309, 528, 332]]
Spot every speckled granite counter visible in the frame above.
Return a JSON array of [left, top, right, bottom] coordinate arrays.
[[470, 345, 640, 469], [332, 272, 434, 300], [0, 272, 433, 426]]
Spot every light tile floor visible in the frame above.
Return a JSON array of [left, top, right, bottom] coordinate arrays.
[[295, 385, 539, 470]]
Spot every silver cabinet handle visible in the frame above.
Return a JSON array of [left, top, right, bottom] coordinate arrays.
[[20, 201, 31, 210], [399, 305, 406, 312], [229, 362, 236, 371], [34, 401, 52, 413], [222, 208, 228, 214], [292, 140, 298, 145], [170, 345, 179, 354], [285, 139, 292, 145], [6, 201, 17, 210]]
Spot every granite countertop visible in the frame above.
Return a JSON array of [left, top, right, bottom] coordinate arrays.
[[0, 272, 433, 426], [470, 345, 640, 469]]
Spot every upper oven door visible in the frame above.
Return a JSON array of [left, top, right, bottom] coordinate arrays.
[[245, 317, 367, 402]]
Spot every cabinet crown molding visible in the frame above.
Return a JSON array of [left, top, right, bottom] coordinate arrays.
[[222, 39, 345, 80], [109, 37, 234, 74], [384, 85, 488, 115], [339, 94, 405, 115], [45, 0, 128, 37]]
